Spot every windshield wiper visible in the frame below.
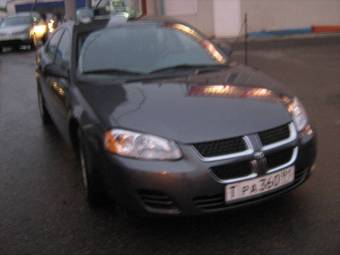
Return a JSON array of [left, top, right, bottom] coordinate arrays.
[[81, 64, 227, 78], [148, 64, 227, 74], [82, 69, 144, 76]]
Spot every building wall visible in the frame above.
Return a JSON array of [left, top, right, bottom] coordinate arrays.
[[213, 0, 241, 38], [241, 0, 340, 32], [0, 0, 7, 8], [6, 0, 86, 15], [146, 0, 215, 37], [145, 0, 159, 15], [146, 0, 340, 38], [6, 0, 60, 14], [6, 0, 31, 14], [166, 0, 214, 36]]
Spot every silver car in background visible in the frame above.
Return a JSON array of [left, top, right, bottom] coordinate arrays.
[[0, 12, 42, 52]]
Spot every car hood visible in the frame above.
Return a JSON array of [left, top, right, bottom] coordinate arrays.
[[78, 65, 293, 144], [0, 24, 30, 34]]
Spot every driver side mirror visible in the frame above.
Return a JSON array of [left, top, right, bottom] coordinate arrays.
[[77, 7, 94, 24]]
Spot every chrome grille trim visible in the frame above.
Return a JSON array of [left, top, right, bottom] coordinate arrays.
[[211, 172, 258, 184], [211, 147, 298, 184], [194, 123, 297, 169], [266, 147, 298, 174], [262, 123, 297, 151], [193, 136, 254, 162]]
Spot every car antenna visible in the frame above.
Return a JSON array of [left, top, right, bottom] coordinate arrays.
[[244, 12, 249, 65]]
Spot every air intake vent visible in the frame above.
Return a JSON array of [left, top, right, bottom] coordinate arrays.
[[211, 161, 252, 180], [266, 148, 294, 169], [138, 190, 180, 213], [259, 124, 290, 146], [194, 137, 247, 158]]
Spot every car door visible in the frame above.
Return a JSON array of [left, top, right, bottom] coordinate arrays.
[[47, 28, 73, 141], [39, 28, 64, 124]]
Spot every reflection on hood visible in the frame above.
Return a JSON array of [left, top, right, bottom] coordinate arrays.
[[188, 85, 290, 104]]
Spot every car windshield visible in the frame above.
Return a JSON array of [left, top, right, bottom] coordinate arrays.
[[79, 23, 228, 75], [1, 16, 32, 27]]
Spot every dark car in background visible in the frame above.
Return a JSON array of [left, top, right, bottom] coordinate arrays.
[[0, 12, 47, 51], [35, 14, 316, 216]]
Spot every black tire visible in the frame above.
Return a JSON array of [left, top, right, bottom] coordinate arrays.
[[13, 45, 20, 51], [78, 129, 108, 208], [37, 84, 53, 125], [30, 40, 36, 50]]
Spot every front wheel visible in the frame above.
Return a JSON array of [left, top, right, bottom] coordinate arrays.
[[29, 40, 36, 50], [37, 84, 52, 125], [78, 130, 108, 208]]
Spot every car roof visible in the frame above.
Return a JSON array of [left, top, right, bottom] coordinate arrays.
[[6, 12, 38, 18], [139, 16, 182, 24]]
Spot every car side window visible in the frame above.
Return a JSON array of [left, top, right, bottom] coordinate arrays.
[[55, 30, 71, 69], [45, 29, 64, 60]]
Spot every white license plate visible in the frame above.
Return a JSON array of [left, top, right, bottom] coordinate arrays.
[[225, 166, 295, 203]]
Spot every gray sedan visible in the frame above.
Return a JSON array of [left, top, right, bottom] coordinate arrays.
[[0, 13, 39, 51], [35, 16, 317, 216]]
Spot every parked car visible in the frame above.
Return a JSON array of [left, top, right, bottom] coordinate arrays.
[[35, 14, 316, 216], [0, 12, 46, 51]]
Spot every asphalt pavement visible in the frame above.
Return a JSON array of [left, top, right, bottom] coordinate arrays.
[[0, 43, 340, 255]]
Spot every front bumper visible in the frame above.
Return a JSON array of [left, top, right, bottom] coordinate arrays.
[[94, 127, 316, 216], [0, 35, 32, 47]]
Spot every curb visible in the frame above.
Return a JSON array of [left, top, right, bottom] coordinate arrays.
[[312, 25, 340, 33]]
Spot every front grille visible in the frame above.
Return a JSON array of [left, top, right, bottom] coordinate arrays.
[[211, 161, 252, 180], [194, 137, 247, 158], [259, 124, 290, 146], [266, 148, 294, 169], [194, 168, 307, 213], [138, 190, 180, 212]]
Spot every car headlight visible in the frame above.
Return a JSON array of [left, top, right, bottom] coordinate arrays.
[[104, 129, 182, 160], [288, 97, 308, 131], [30, 24, 47, 39]]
